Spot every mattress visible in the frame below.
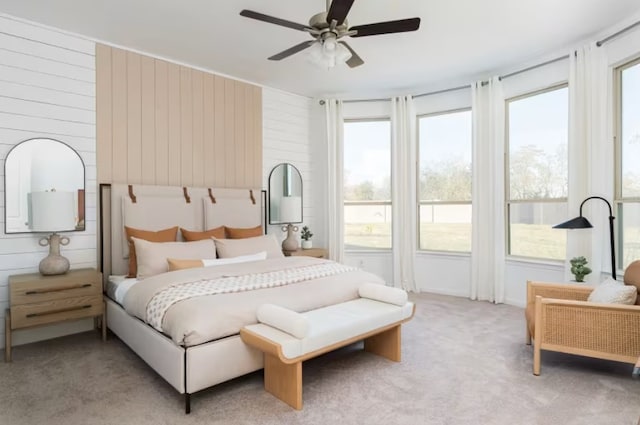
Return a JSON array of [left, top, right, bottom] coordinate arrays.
[[106, 275, 139, 305]]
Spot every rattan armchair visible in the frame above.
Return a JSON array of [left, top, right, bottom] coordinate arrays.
[[525, 261, 640, 375]]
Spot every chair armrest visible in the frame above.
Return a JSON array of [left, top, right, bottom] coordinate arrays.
[[527, 281, 594, 304]]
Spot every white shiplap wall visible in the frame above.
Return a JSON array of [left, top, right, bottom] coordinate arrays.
[[0, 15, 97, 348], [262, 88, 319, 247]]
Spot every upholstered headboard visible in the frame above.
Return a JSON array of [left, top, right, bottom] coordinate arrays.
[[99, 184, 264, 282]]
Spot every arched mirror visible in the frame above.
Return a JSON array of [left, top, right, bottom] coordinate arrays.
[[4, 138, 85, 234], [268, 163, 302, 225]]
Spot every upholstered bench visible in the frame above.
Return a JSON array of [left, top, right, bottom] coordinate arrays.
[[240, 283, 415, 409]]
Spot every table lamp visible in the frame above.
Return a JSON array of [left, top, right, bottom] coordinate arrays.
[[280, 195, 302, 252]]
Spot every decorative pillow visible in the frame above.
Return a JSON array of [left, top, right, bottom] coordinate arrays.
[[167, 251, 268, 271], [225, 225, 263, 239], [181, 226, 225, 241], [213, 234, 284, 259], [587, 278, 638, 305], [132, 238, 216, 279], [124, 226, 178, 277]]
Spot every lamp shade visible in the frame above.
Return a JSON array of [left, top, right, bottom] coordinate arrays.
[[279, 196, 302, 223], [29, 191, 76, 232], [552, 216, 593, 229]]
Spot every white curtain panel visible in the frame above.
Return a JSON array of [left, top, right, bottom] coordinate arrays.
[[470, 77, 506, 303], [324, 99, 345, 263], [566, 44, 610, 283], [391, 95, 417, 292]]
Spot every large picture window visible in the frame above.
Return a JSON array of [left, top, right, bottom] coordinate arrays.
[[616, 58, 640, 269], [343, 119, 391, 250], [506, 85, 569, 261], [418, 109, 472, 252]]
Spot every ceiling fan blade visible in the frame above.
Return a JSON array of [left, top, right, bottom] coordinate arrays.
[[326, 0, 355, 26], [339, 42, 364, 68], [240, 10, 312, 32], [350, 17, 421, 37], [268, 41, 316, 61]]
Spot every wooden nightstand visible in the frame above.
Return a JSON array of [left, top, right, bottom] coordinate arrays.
[[284, 248, 328, 259], [5, 268, 105, 362]]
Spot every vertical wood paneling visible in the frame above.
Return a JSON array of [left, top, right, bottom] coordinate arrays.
[[192, 71, 204, 187], [96, 44, 112, 183], [167, 62, 181, 186], [140, 56, 155, 185], [126, 52, 142, 184], [224, 79, 236, 187], [214, 76, 226, 186], [154, 60, 169, 186], [111, 48, 128, 182], [179, 67, 193, 186], [203, 74, 215, 186], [235, 83, 246, 187], [95, 45, 262, 188]]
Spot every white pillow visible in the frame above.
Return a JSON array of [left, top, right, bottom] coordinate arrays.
[[587, 278, 638, 305], [213, 234, 284, 259], [132, 237, 216, 279], [203, 251, 267, 266]]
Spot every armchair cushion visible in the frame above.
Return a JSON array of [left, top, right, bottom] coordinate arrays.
[[587, 278, 637, 304]]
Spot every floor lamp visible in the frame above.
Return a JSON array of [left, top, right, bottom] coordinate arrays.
[[553, 196, 616, 280]]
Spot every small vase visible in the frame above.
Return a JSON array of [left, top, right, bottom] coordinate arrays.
[[301, 240, 312, 249]]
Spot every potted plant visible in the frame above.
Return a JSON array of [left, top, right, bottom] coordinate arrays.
[[300, 226, 313, 249], [570, 256, 592, 282]]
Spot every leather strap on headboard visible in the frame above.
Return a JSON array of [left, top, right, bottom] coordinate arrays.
[[249, 189, 256, 205], [208, 188, 216, 204], [183, 187, 191, 204], [128, 184, 137, 203]]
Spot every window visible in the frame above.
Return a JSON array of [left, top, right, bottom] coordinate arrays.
[[506, 86, 569, 260], [418, 109, 472, 252], [343, 119, 391, 249], [616, 58, 640, 270]]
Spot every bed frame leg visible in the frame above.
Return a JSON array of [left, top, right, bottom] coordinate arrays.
[[185, 393, 191, 414]]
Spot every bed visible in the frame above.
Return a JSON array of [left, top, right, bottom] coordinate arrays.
[[99, 183, 385, 413]]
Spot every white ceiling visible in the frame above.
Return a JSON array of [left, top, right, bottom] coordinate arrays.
[[1, 0, 640, 99]]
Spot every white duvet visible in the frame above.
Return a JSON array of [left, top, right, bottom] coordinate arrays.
[[123, 256, 385, 347]]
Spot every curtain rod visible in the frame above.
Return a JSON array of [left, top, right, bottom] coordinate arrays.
[[499, 54, 569, 81], [597, 19, 640, 47], [318, 83, 472, 105]]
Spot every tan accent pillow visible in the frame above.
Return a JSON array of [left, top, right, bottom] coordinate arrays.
[[623, 260, 640, 305], [167, 258, 204, 271], [225, 225, 263, 239], [132, 238, 217, 279], [125, 226, 178, 277], [214, 234, 284, 259], [181, 226, 225, 241]]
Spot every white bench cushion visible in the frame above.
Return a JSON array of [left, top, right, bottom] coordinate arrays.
[[245, 298, 414, 360]]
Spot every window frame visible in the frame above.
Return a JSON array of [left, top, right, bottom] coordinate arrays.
[[416, 107, 473, 253], [343, 117, 392, 252], [504, 82, 569, 262], [614, 55, 640, 270]]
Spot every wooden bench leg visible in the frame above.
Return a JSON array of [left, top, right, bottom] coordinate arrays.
[[364, 325, 401, 362], [264, 353, 302, 410]]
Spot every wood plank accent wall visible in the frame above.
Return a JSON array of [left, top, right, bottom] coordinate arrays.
[[96, 44, 262, 188]]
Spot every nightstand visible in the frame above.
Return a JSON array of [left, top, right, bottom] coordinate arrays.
[[284, 248, 328, 259], [5, 268, 105, 362]]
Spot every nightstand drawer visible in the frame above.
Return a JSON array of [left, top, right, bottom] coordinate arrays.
[[11, 295, 104, 329], [9, 269, 101, 305]]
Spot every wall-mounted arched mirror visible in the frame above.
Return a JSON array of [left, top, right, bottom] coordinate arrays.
[[4, 138, 85, 234], [268, 163, 302, 225]]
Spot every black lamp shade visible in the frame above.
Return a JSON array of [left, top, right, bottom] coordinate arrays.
[[553, 216, 593, 229]]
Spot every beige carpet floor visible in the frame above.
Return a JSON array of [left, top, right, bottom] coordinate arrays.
[[0, 293, 639, 425]]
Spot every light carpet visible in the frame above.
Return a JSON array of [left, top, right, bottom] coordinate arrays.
[[0, 293, 638, 425]]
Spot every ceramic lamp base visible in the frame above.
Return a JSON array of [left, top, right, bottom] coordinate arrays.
[[39, 233, 70, 275], [281, 223, 299, 252]]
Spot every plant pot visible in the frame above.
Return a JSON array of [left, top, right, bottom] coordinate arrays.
[[301, 240, 312, 249]]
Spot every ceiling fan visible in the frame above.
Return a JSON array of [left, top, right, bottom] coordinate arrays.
[[239, 0, 421, 68]]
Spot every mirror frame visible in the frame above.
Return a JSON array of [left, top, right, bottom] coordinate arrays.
[[268, 163, 303, 225], [4, 137, 86, 234]]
